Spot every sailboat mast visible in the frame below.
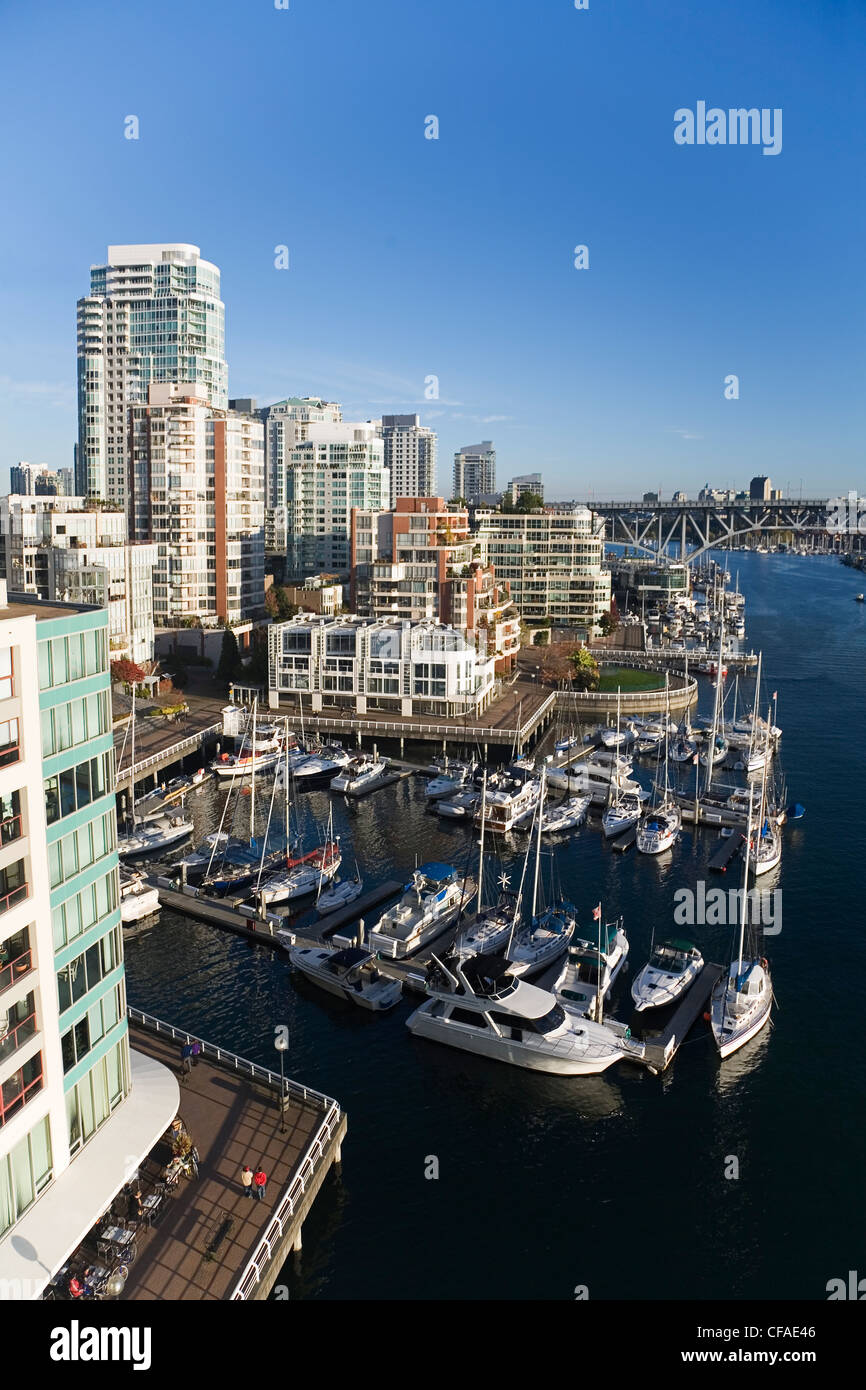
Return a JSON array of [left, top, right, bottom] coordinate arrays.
[[749, 652, 763, 765], [705, 618, 724, 795], [738, 800, 754, 974], [283, 717, 290, 855], [596, 900, 603, 1024], [477, 769, 487, 915], [250, 697, 257, 844], [130, 680, 136, 827], [531, 765, 545, 919]]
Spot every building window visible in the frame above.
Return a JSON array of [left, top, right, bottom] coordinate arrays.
[[56, 925, 121, 1015], [0, 719, 20, 769], [0, 1053, 43, 1128], [0, 1115, 53, 1241], [0, 647, 13, 701], [0, 859, 28, 915], [0, 789, 23, 848], [67, 1036, 129, 1156], [44, 753, 111, 825]]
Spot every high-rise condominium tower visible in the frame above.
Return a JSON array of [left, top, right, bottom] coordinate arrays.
[[452, 441, 496, 503], [380, 415, 437, 507], [76, 244, 227, 511]]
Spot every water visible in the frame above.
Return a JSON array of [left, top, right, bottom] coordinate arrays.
[[123, 553, 866, 1301]]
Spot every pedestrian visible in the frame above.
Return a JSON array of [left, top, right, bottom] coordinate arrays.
[[180, 1042, 194, 1079], [191, 1040, 202, 1067], [240, 1165, 253, 1199], [253, 1167, 267, 1201]]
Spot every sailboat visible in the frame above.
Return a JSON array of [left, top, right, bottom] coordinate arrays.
[[457, 773, 519, 958], [118, 684, 194, 858], [746, 711, 782, 877], [506, 767, 576, 979], [200, 703, 287, 894], [257, 761, 341, 904], [636, 678, 681, 855], [710, 800, 773, 1058], [602, 688, 643, 837]]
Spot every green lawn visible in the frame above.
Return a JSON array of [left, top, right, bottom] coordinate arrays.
[[597, 665, 666, 693]]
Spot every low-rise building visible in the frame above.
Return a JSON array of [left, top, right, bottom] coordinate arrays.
[[476, 506, 611, 632], [0, 496, 157, 665], [280, 575, 343, 617], [268, 614, 497, 718]]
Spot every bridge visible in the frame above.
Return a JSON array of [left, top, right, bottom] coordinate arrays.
[[583, 497, 834, 561]]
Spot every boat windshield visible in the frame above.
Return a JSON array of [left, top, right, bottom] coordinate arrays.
[[535, 1003, 566, 1035]]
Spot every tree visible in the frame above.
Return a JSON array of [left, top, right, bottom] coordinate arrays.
[[217, 627, 241, 684], [570, 647, 600, 691], [245, 628, 270, 686], [501, 490, 544, 513], [540, 642, 580, 685], [598, 611, 616, 637], [110, 658, 146, 687]]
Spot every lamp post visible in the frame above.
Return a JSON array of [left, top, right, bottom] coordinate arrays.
[[274, 1033, 288, 1134]]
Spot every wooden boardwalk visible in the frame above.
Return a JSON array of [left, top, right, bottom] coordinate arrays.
[[124, 1023, 345, 1300]]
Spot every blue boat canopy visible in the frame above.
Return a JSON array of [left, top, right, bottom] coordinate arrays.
[[418, 862, 455, 882]]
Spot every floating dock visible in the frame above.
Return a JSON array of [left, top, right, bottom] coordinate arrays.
[[708, 833, 744, 872], [610, 826, 637, 852], [633, 963, 724, 1073]]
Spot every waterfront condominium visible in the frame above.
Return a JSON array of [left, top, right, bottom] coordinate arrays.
[[380, 415, 438, 508], [452, 441, 496, 504], [256, 398, 343, 554], [0, 585, 177, 1297], [0, 495, 158, 666], [128, 384, 265, 627], [283, 422, 390, 579], [76, 243, 227, 512], [475, 505, 612, 632]]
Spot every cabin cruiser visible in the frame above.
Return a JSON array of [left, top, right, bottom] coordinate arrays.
[[288, 944, 402, 1012], [212, 742, 286, 779], [635, 803, 681, 855], [541, 796, 590, 834], [425, 762, 473, 800], [474, 776, 541, 833], [283, 745, 351, 785], [601, 790, 644, 839], [437, 788, 481, 819], [257, 841, 342, 904], [554, 917, 629, 1020], [316, 874, 364, 915], [118, 810, 195, 858], [630, 939, 703, 1011], [547, 757, 644, 806], [367, 863, 474, 958], [406, 952, 642, 1075], [119, 868, 160, 923], [331, 755, 388, 794], [600, 725, 634, 749]]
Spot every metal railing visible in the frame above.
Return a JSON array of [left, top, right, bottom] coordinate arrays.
[[0, 882, 28, 916], [0, 947, 33, 996], [273, 692, 558, 745], [126, 1007, 338, 1111], [230, 1102, 342, 1300], [114, 724, 221, 785]]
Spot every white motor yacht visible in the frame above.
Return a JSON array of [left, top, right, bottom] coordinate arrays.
[[316, 875, 364, 915], [554, 917, 629, 1020], [118, 811, 195, 858], [437, 788, 480, 819], [330, 756, 388, 794], [367, 863, 474, 958], [407, 952, 643, 1075], [119, 869, 160, 923], [288, 944, 402, 1012], [541, 796, 590, 834], [473, 777, 540, 832], [425, 762, 473, 799], [630, 939, 703, 1011], [288, 745, 351, 784]]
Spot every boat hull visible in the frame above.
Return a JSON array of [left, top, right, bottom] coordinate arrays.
[[406, 1010, 623, 1075]]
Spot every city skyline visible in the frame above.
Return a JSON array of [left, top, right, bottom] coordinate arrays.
[[1, 0, 864, 499]]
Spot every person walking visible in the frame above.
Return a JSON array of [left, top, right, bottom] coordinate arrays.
[[253, 1167, 267, 1201], [180, 1042, 194, 1080], [241, 1165, 253, 1199]]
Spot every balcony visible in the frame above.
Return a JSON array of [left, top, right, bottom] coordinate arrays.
[[0, 1053, 43, 1128], [0, 861, 28, 916], [0, 1002, 37, 1065], [0, 813, 23, 850], [0, 941, 33, 997]]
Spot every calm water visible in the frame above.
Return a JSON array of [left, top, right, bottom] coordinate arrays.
[[123, 553, 866, 1301]]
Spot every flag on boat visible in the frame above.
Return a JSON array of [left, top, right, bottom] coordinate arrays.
[[692, 753, 699, 764], [592, 904, 601, 920], [772, 691, 777, 699]]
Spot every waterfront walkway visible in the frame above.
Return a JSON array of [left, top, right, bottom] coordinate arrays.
[[122, 1021, 346, 1300]]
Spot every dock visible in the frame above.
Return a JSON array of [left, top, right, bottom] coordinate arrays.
[[610, 826, 637, 852], [634, 963, 724, 1073], [708, 832, 745, 872], [124, 1013, 346, 1300]]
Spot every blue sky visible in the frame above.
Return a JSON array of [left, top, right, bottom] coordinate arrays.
[[0, 0, 863, 500]]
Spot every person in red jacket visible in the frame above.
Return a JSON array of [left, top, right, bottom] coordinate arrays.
[[253, 1167, 267, 1201]]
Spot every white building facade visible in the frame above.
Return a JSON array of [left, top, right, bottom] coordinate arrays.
[[453, 441, 496, 503], [283, 425, 389, 578], [476, 506, 611, 630], [76, 243, 226, 512], [380, 415, 437, 508], [268, 615, 496, 718]]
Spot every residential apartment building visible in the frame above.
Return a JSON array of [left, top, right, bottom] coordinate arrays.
[[9, 464, 73, 498], [128, 384, 265, 627], [0, 586, 177, 1295], [0, 496, 157, 665], [452, 441, 496, 503], [505, 472, 544, 504], [76, 243, 226, 512], [258, 398, 344, 552], [268, 614, 497, 718], [476, 506, 611, 631], [351, 497, 519, 670], [283, 423, 389, 578], [380, 415, 437, 507]]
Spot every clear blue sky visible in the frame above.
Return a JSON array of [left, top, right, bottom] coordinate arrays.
[[0, 0, 863, 500]]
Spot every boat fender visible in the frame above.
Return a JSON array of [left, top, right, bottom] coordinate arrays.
[[702, 1011, 711, 1023], [760, 958, 769, 970]]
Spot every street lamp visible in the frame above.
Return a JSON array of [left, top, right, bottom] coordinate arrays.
[[274, 1033, 288, 1134]]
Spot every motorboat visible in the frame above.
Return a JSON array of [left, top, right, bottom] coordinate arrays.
[[548, 756, 643, 806], [437, 788, 480, 819], [288, 944, 403, 1012], [554, 916, 629, 1020], [119, 868, 160, 923], [118, 811, 195, 858], [474, 776, 541, 832], [367, 863, 474, 958], [541, 796, 590, 834], [406, 951, 643, 1075], [330, 755, 388, 794], [601, 790, 643, 839], [425, 762, 473, 799], [316, 875, 364, 915], [630, 939, 703, 1011], [285, 745, 351, 785]]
